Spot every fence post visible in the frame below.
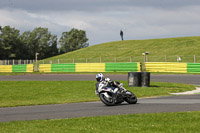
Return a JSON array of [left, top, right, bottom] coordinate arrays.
[[143, 54, 146, 71], [165, 55, 167, 62], [86, 58, 88, 63], [130, 56, 132, 62], [194, 55, 196, 63], [13, 59, 14, 65], [115, 57, 117, 63], [58, 59, 60, 64], [73, 58, 75, 63]]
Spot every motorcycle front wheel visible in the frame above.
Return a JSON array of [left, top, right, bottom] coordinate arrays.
[[99, 92, 115, 106], [124, 91, 137, 104]]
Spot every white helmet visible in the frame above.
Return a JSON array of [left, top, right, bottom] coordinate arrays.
[[96, 73, 104, 82]]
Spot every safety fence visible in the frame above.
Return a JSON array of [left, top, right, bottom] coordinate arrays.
[[39, 63, 141, 72], [145, 62, 200, 73], [1, 55, 200, 65], [0, 60, 34, 65], [0, 64, 34, 72]]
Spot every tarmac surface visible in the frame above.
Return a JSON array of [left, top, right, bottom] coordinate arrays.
[[0, 74, 200, 122], [0, 74, 200, 85], [0, 95, 200, 122]]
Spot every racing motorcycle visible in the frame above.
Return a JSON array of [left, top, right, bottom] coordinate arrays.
[[96, 80, 137, 106]]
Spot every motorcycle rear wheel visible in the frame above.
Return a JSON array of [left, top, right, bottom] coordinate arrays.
[[124, 91, 137, 104], [99, 92, 115, 106]]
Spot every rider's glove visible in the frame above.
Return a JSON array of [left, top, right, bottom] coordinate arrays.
[[105, 78, 111, 83]]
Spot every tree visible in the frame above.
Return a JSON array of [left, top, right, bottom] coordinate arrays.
[[0, 26, 22, 59], [20, 27, 58, 59], [59, 28, 89, 53]]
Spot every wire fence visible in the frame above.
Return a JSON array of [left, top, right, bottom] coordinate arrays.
[[0, 60, 35, 65], [1, 55, 200, 65], [40, 56, 143, 64]]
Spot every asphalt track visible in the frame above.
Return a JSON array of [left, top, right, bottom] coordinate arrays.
[[0, 74, 200, 85], [0, 95, 200, 122], [0, 74, 200, 122]]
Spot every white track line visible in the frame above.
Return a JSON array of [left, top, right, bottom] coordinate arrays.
[[171, 87, 200, 95]]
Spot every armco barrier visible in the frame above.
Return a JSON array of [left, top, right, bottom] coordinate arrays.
[[12, 65, 27, 72], [52, 64, 75, 72], [26, 64, 34, 72], [105, 63, 139, 72], [39, 62, 141, 72], [0, 64, 33, 72], [187, 63, 200, 73], [145, 62, 200, 73], [76, 63, 105, 72], [39, 64, 51, 72], [145, 62, 187, 73], [0, 65, 12, 72]]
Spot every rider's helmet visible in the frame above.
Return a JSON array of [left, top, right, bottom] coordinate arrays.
[[96, 73, 104, 82]]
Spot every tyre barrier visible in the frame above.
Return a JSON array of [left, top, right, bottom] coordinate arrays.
[[128, 72, 150, 87]]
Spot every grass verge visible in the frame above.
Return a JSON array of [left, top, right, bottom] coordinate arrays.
[[0, 111, 200, 133], [0, 81, 195, 107]]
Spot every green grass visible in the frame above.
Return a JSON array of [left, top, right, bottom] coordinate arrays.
[[0, 111, 200, 133], [44, 36, 200, 63], [0, 81, 195, 107], [0, 72, 30, 75]]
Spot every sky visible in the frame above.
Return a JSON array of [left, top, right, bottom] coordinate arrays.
[[0, 0, 200, 46]]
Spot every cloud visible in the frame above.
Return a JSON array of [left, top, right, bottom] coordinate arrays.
[[0, 0, 200, 46], [1, 0, 200, 12]]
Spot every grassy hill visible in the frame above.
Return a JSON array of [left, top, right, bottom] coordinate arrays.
[[45, 36, 200, 63]]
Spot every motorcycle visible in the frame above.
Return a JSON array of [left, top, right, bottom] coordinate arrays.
[[96, 81, 137, 106]]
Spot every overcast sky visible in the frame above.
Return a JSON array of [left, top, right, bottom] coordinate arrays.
[[0, 0, 200, 46]]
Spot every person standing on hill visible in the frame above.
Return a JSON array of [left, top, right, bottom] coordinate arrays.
[[120, 29, 124, 41]]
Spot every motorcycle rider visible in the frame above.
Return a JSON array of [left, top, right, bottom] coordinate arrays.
[[95, 73, 126, 95]]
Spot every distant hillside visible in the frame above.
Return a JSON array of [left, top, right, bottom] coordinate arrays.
[[46, 36, 200, 63]]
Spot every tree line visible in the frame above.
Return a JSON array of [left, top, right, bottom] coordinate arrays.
[[0, 26, 89, 60]]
